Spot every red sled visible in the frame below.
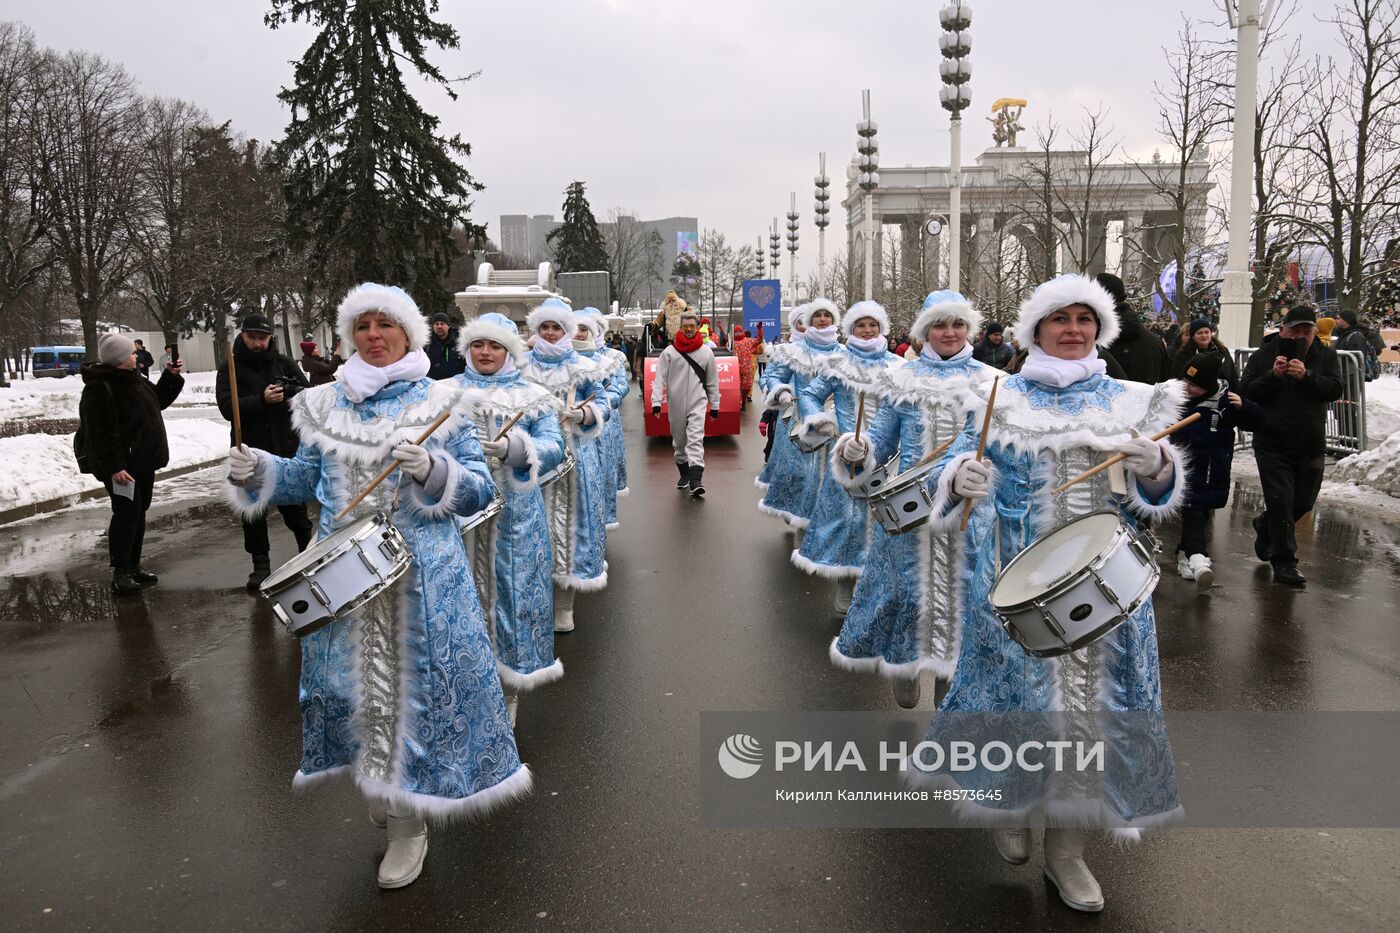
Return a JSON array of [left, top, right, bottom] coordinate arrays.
[[642, 353, 742, 437]]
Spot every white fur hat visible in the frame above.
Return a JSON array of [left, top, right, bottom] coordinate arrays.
[[787, 304, 807, 330], [336, 283, 430, 352], [841, 300, 890, 337], [912, 290, 981, 342], [457, 312, 526, 362], [803, 298, 841, 328], [1013, 274, 1120, 349], [575, 306, 606, 338], [526, 297, 576, 336]]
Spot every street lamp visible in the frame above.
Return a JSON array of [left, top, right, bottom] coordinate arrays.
[[787, 193, 800, 310], [769, 220, 782, 289], [939, 2, 973, 292], [856, 90, 880, 301], [814, 153, 832, 295], [755, 236, 766, 279]]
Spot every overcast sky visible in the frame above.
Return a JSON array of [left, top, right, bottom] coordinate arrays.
[[7, 0, 1340, 283]]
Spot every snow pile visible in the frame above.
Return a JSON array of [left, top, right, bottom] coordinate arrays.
[[1331, 430, 1400, 500], [0, 417, 230, 514], [1364, 375, 1400, 442], [0, 371, 220, 423]]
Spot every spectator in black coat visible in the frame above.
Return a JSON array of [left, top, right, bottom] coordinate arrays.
[[1170, 319, 1237, 387], [1238, 304, 1344, 587], [1169, 352, 1264, 589], [132, 339, 154, 379], [299, 339, 344, 387], [426, 312, 466, 379], [216, 314, 313, 590], [1096, 272, 1171, 384], [1332, 309, 1385, 380], [972, 322, 1015, 369], [77, 333, 185, 595]]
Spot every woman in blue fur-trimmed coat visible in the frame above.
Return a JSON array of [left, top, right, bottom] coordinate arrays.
[[792, 301, 903, 610], [827, 292, 997, 705], [754, 305, 806, 493], [757, 301, 841, 527], [224, 283, 527, 891], [904, 275, 1188, 914], [519, 298, 612, 634], [573, 307, 630, 529], [454, 313, 567, 726]]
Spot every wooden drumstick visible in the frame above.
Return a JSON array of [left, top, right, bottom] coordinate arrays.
[[1049, 411, 1201, 495], [334, 409, 454, 521], [912, 435, 958, 471], [492, 410, 524, 442], [848, 393, 866, 478], [226, 340, 243, 450], [961, 376, 1000, 532]]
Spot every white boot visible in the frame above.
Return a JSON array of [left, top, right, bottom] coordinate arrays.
[[833, 579, 855, 614], [1188, 553, 1215, 590], [378, 807, 428, 889], [991, 828, 1031, 865], [1176, 552, 1192, 579], [553, 584, 575, 633], [891, 674, 921, 709], [1043, 828, 1103, 912]]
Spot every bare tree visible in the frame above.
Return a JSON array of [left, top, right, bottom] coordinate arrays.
[[1281, 0, 1400, 314], [1006, 118, 1066, 283], [603, 209, 649, 308], [695, 228, 733, 317], [1055, 107, 1125, 274], [33, 49, 145, 356]]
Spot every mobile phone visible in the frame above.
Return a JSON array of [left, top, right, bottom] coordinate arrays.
[[1276, 337, 1298, 361]]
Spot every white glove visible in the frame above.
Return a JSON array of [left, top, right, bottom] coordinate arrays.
[[227, 446, 259, 483], [1115, 429, 1167, 476], [952, 457, 992, 501], [771, 387, 793, 405], [841, 437, 869, 464], [480, 436, 509, 460], [560, 407, 585, 425], [580, 404, 598, 426], [392, 442, 433, 483]]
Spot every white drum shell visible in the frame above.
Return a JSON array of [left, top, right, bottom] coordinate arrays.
[[992, 514, 1159, 657], [260, 514, 411, 638], [868, 460, 940, 535], [850, 455, 898, 500]]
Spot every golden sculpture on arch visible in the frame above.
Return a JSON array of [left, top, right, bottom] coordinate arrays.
[[988, 98, 1027, 148]]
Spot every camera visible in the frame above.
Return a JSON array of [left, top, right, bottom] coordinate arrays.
[[274, 376, 304, 399]]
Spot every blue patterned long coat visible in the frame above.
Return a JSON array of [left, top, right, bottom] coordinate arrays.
[[578, 346, 630, 529], [756, 340, 840, 527]]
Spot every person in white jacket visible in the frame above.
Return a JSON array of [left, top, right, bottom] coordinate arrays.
[[650, 310, 720, 497]]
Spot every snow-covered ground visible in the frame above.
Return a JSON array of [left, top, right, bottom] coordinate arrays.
[[0, 371, 218, 422]]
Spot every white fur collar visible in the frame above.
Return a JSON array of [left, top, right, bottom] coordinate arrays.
[[824, 349, 904, 393], [290, 378, 469, 466], [784, 342, 843, 379], [966, 374, 1187, 455], [520, 354, 608, 394], [878, 356, 998, 410], [455, 375, 561, 421]]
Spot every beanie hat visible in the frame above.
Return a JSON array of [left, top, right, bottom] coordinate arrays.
[[1338, 309, 1360, 327], [1094, 272, 1128, 308], [98, 333, 136, 366], [526, 297, 576, 336], [984, 321, 1005, 335], [912, 290, 981, 342], [802, 298, 841, 328], [1012, 274, 1120, 349], [299, 340, 318, 356], [841, 300, 890, 337], [1182, 352, 1222, 391], [1282, 303, 1317, 326], [336, 283, 430, 352], [430, 311, 452, 325], [458, 312, 527, 362], [1188, 318, 1213, 337]]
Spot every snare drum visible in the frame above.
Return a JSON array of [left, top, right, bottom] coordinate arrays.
[[539, 451, 576, 489], [459, 495, 504, 535], [868, 459, 941, 534], [849, 454, 899, 500], [990, 510, 1159, 657], [790, 420, 833, 454], [259, 511, 411, 638]]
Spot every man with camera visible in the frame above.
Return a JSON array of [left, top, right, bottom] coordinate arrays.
[[1239, 303, 1343, 587], [216, 313, 314, 590]]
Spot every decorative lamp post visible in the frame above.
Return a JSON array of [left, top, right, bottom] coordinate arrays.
[[769, 219, 782, 288], [786, 192, 800, 309], [856, 90, 880, 301], [939, 2, 972, 292], [814, 152, 832, 295], [755, 236, 766, 279]]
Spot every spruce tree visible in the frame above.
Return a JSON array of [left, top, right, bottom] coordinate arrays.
[[546, 181, 609, 275], [266, 0, 483, 310]]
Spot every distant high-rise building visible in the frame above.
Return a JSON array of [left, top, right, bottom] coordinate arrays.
[[498, 214, 562, 264]]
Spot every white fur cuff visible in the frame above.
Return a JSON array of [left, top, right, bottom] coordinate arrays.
[[926, 451, 986, 530], [224, 451, 276, 520], [799, 412, 838, 447], [1124, 439, 1188, 521], [829, 433, 878, 490]]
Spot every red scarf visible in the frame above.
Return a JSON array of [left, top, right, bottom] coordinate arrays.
[[672, 330, 705, 353]]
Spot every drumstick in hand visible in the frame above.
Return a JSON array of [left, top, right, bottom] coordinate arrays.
[[1050, 411, 1201, 495], [492, 411, 524, 442], [961, 376, 999, 532], [226, 340, 243, 450], [849, 393, 866, 479], [335, 409, 454, 521]]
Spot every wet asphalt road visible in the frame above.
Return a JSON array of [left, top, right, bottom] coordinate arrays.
[[3, 390, 1399, 932]]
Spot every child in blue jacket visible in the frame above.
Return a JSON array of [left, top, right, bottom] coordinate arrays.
[[1171, 352, 1265, 589]]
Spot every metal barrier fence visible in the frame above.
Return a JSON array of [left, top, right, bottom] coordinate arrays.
[[1231, 347, 1367, 457]]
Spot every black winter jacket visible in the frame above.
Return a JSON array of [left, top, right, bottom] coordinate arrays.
[[77, 363, 184, 477], [427, 330, 467, 380], [1238, 334, 1344, 452], [1104, 308, 1172, 384], [1171, 387, 1265, 510], [216, 336, 308, 456], [972, 338, 1015, 370], [1170, 340, 1237, 387], [1332, 323, 1384, 358]]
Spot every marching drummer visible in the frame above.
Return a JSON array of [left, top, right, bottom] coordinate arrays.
[[754, 305, 807, 493], [827, 291, 997, 707], [905, 274, 1187, 913], [225, 283, 527, 890], [791, 301, 902, 613], [572, 307, 631, 526], [520, 298, 613, 633], [453, 312, 568, 727], [757, 301, 840, 531]]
